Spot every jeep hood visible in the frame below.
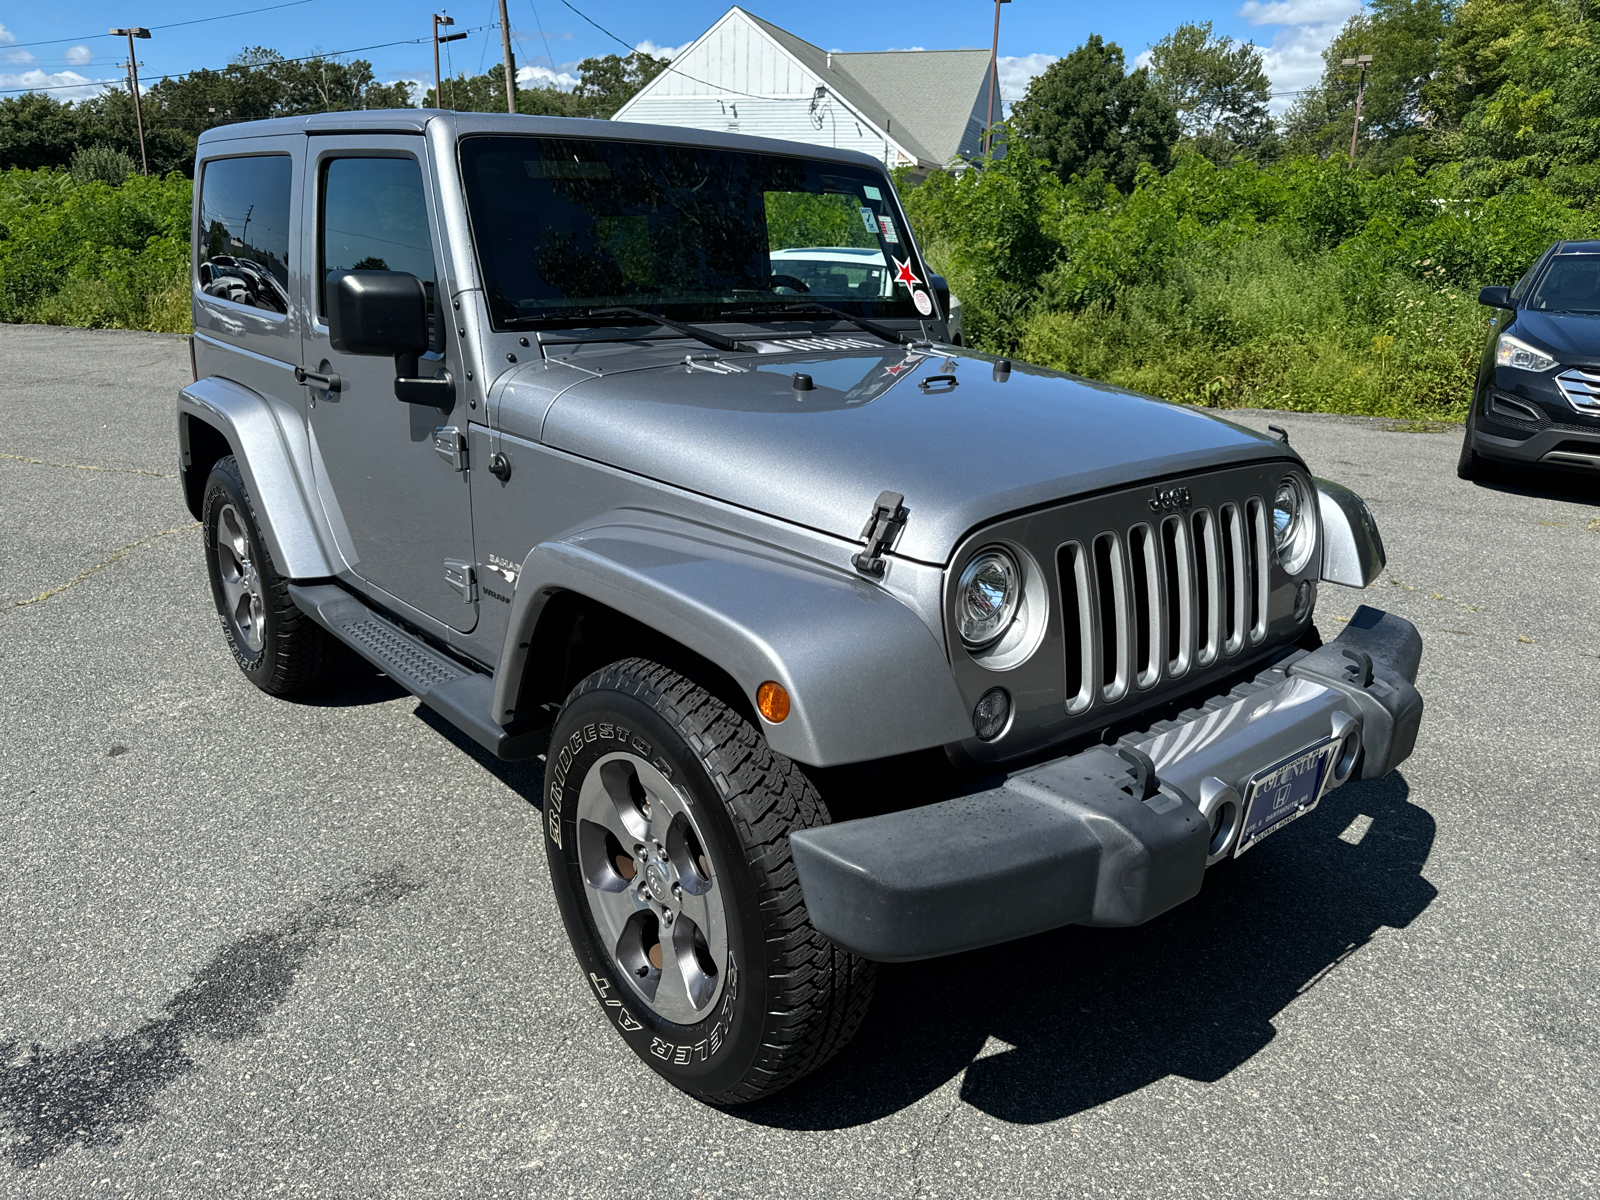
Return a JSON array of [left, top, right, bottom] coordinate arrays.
[[539, 344, 1290, 564]]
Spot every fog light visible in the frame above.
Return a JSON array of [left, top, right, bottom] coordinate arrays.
[[756, 681, 790, 723], [972, 687, 1011, 741]]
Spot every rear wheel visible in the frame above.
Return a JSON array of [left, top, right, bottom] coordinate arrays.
[[201, 455, 345, 695], [543, 657, 875, 1104]]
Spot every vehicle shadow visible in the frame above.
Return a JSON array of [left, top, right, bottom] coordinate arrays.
[[1475, 466, 1600, 506], [742, 771, 1436, 1129]]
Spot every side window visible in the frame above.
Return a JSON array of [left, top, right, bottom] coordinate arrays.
[[319, 156, 436, 335], [197, 155, 292, 315]]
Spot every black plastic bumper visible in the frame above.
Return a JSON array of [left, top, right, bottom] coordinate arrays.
[[789, 606, 1424, 962]]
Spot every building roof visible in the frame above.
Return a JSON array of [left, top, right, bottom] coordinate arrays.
[[741, 10, 991, 168]]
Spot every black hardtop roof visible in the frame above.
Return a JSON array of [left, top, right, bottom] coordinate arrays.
[[193, 109, 888, 173], [1555, 240, 1600, 255]]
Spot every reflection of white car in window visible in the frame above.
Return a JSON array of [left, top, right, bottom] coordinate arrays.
[[770, 246, 964, 343]]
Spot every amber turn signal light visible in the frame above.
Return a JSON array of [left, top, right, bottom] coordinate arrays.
[[756, 681, 790, 723]]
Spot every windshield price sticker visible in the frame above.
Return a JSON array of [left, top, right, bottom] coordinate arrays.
[[878, 215, 901, 244]]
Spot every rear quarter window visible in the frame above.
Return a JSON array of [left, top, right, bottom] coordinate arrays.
[[197, 155, 292, 315]]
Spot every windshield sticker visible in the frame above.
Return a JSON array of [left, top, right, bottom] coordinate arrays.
[[858, 206, 878, 234], [892, 256, 923, 290], [863, 185, 883, 200], [877, 215, 901, 244], [912, 289, 934, 316]]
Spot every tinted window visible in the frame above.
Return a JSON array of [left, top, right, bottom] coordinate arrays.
[[319, 156, 436, 319], [198, 155, 292, 314], [1526, 256, 1600, 315], [458, 135, 931, 327]]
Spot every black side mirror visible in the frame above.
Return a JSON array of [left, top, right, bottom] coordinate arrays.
[[1478, 285, 1515, 311], [929, 273, 952, 320], [326, 270, 454, 410]]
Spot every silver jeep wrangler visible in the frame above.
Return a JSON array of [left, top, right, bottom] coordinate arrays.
[[177, 110, 1423, 1104]]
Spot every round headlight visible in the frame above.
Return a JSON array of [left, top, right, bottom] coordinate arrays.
[[1273, 475, 1315, 574], [956, 548, 1020, 646]]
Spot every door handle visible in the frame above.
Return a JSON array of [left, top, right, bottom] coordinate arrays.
[[294, 366, 343, 392]]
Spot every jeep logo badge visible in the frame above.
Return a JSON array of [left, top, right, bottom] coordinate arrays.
[[1148, 486, 1193, 513]]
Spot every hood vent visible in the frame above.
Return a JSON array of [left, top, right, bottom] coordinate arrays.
[[750, 336, 883, 354]]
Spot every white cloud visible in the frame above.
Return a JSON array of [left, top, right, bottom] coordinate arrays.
[[0, 24, 16, 46], [65, 45, 92, 66], [5, 49, 35, 65], [517, 63, 580, 89], [0, 69, 115, 101], [634, 40, 686, 60], [997, 53, 1057, 113], [1240, 0, 1360, 24], [1239, 0, 1361, 111]]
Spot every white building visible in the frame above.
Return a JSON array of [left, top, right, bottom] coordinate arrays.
[[612, 7, 996, 174]]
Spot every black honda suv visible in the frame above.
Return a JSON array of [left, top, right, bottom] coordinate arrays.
[[1459, 240, 1600, 480]]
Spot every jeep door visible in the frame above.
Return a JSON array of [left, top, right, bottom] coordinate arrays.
[[300, 134, 477, 632]]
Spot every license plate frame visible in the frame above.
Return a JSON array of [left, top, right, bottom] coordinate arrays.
[[1233, 738, 1338, 857]]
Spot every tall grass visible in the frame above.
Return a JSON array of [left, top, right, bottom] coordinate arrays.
[[903, 146, 1597, 419], [0, 168, 192, 332]]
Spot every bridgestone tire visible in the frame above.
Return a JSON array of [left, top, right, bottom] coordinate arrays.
[[201, 455, 345, 695], [543, 658, 875, 1104]]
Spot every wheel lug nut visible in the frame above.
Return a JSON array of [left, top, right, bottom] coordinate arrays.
[[671, 883, 682, 899]]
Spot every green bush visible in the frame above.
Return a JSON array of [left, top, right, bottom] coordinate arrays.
[[68, 145, 136, 187], [905, 140, 1597, 419], [0, 167, 191, 331]]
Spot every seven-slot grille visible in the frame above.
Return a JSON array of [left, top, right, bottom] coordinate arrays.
[[1555, 366, 1600, 412], [1056, 501, 1270, 716]]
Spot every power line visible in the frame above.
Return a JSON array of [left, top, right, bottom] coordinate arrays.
[[0, 26, 499, 97], [554, 0, 778, 101], [2, 1, 317, 50]]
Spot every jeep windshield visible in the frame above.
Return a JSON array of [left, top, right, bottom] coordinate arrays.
[[457, 134, 935, 329]]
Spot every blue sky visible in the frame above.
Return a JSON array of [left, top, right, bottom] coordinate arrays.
[[1, 1, 1361, 112]]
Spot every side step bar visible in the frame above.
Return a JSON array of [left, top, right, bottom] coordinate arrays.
[[286, 583, 546, 761]]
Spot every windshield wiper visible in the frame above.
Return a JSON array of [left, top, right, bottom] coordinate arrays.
[[584, 306, 740, 353], [730, 302, 914, 346]]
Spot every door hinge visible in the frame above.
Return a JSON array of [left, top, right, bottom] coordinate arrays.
[[433, 426, 469, 471], [444, 559, 477, 603], [852, 490, 907, 578]]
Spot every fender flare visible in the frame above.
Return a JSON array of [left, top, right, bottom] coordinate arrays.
[[494, 515, 973, 767], [1315, 477, 1386, 589], [177, 376, 336, 580]]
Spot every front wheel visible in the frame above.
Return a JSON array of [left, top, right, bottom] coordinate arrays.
[[543, 658, 875, 1104], [1457, 404, 1497, 481]]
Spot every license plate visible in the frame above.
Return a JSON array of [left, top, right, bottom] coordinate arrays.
[[1234, 739, 1336, 857]]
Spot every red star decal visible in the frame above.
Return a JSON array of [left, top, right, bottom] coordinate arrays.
[[892, 257, 922, 289]]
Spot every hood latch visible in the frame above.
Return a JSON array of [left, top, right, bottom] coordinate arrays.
[[852, 491, 907, 579]]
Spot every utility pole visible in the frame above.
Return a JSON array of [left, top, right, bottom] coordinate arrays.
[[432, 14, 466, 109], [497, 0, 517, 114], [1342, 53, 1374, 169], [982, 0, 1011, 158], [110, 26, 152, 174]]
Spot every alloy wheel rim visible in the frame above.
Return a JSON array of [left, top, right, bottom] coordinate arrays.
[[215, 503, 265, 654], [575, 750, 728, 1025]]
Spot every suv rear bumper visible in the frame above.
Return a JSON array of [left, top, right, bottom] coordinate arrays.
[[789, 606, 1423, 962]]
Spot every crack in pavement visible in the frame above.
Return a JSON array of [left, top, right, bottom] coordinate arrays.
[[1, 453, 177, 480], [2, 522, 199, 612]]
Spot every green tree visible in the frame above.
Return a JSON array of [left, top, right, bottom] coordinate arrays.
[[1282, 1, 1451, 170], [570, 52, 671, 118], [0, 94, 87, 171], [1147, 21, 1275, 164], [1010, 36, 1179, 191]]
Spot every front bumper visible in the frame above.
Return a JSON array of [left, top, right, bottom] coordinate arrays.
[[790, 606, 1423, 962]]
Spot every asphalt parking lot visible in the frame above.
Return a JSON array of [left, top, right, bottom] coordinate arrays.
[[2, 323, 1598, 1199]]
